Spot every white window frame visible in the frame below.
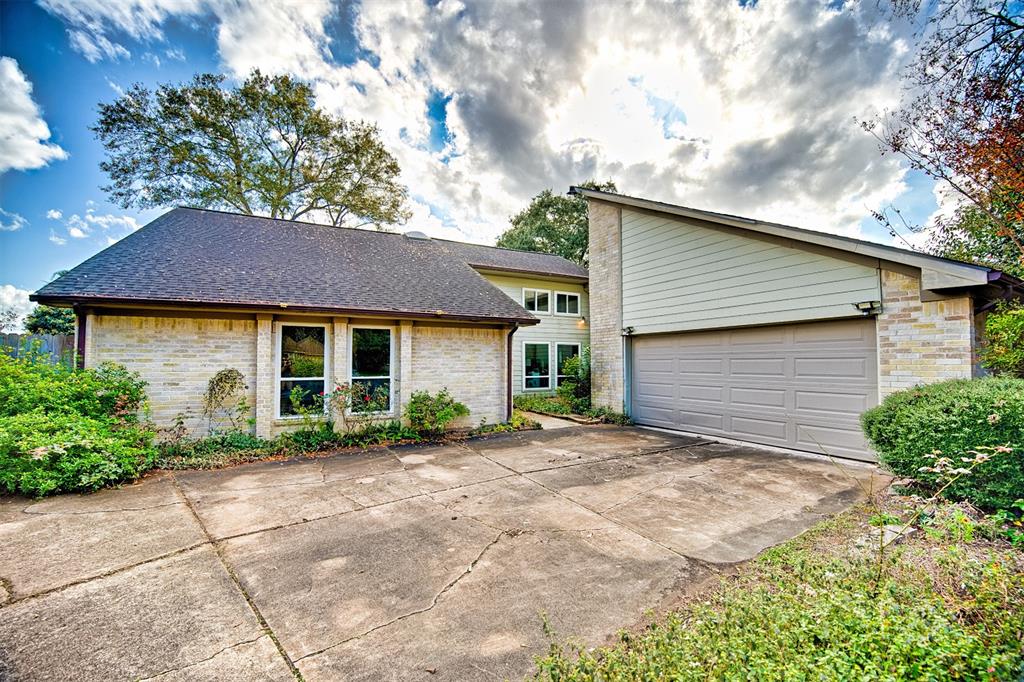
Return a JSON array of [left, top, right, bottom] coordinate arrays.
[[275, 322, 329, 420], [553, 291, 581, 317], [348, 325, 395, 416], [522, 288, 551, 315], [522, 341, 552, 391], [556, 343, 581, 387]]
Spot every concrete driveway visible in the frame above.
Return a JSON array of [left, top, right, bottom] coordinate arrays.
[[0, 425, 882, 681]]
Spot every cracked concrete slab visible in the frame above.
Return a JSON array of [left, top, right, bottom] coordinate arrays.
[[298, 526, 704, 681], [0, 547, 280, 682], [220, 496, 499, 660], [389, 443, 512, 492], [0, 476, 205, 600], [137, 635, 292, 682], [465, 425, 707, 473]]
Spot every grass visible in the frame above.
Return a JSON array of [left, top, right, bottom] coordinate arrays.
[[533, 496, 1024, 681]]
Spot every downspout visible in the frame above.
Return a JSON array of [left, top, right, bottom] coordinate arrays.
[[506, 323, 518, 421], [74, 307, 86, 370]]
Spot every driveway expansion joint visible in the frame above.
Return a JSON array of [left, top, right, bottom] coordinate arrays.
[[169, 472, 305, 681]]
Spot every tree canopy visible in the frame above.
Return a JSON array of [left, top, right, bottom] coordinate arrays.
[[94, 70, 410, 229], [867, 0, 1023, 274], [25, 306, 75, 336], [496, 181, 616, 266]]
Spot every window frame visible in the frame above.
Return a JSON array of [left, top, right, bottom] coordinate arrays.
[[555, 343, 581, 387], [348, 325, 396, 416], [522, 288, 552, 315], [275, 321, 330, 420], [553, 291, 582, 317], [522, 341, 552, 391]]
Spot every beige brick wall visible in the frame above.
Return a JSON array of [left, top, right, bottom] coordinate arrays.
[[405, 324, 506, 427], [878, 269, 975, 395], [89, 314, 258, 436], [588, 200, 625, 410]]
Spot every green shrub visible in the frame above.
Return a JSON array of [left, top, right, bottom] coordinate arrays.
[[0, 411, 156, 496], [403, 389, 470, 434], [862, 378, 1024, 509], [980, 301, 1024, 377], [586, 406, 633, 425], [514, 393, 572, 415], [156, 431, 281, 470], [555, 349, 592, 413]]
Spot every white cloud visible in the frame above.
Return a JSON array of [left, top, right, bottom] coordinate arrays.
[[59, 209, 142, 242], [68, 29, 131, 62], [46, 209, 63, 220], [0, 57, 69, 173], [39, 0, 923, 245], [0, 285, 35, 332], [49, 229, 67, 246], [0, 208, 27, 232]]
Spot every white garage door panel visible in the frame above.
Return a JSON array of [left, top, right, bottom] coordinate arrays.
[[631, 318, 878, 461]]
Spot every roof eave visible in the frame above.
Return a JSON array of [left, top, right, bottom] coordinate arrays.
[[468, 264, 588, 282], [571, 186, 993, 288], [28, 293, 541, 326]]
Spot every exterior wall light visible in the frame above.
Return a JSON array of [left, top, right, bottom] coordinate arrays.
[[853, 301, 882, 315], [622, 326, 634, 336]]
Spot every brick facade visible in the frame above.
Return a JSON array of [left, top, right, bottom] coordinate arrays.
[[588, 200, 625, 410], [86, 312, 508, 438], [876, 269, 975, 395], [88, 314, 258, 436], [406, 324, 506, 428]]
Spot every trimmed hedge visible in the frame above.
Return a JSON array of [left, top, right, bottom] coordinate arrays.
[[862, 378, 1024, 510]]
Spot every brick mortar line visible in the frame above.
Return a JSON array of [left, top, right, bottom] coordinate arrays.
[[169, 472, 305, 682]]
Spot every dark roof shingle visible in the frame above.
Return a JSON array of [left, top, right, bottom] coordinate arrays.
[[436, 240, 588, 280], [32, 208, 583, 324]]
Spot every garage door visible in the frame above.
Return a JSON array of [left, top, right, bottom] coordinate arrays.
[[631, 318, 878, 461]]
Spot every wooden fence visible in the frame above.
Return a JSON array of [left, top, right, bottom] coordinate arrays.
[[1, 333, 75, 366]]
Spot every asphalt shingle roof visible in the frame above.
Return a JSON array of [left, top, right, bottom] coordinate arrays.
[[32, 208, 586, 324], [436, 240, 588, 280]]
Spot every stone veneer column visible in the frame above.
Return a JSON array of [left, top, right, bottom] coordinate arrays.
[[398, 320, 413, 422], [877, 269, 975, 397], [254, 314, 274, 439], [331, 317, 349, 430], [588, 200, 625, 411]]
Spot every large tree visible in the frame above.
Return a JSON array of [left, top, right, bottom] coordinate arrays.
[[496, 181, 616, 266], [25, 305, 75, 335], [866, 0, 1023, 273], [94, 70, 410, 228]]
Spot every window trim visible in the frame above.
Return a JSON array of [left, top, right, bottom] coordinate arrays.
[[553, 291, 582, 317], [275, 321, 330, 420], [522, 340, 552, 391], [348, 325, 396, 416], [556, 343, 581, 387], [522, 288, 551, 315]]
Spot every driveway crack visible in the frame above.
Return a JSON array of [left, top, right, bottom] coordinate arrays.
[[294, 529, 509, 663], [135, 634, 268, 681]]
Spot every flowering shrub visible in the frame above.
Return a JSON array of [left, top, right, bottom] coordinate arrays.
[[403, 389, 470, 434], [0, 348, 155, 496], [862, 378, 1023, 509]]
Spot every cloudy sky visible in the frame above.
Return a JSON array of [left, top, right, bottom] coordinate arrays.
[[0, 0, 940, 326]]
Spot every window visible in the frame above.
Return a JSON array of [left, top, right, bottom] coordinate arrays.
[[523, 342, 550, 390], [523, 288, 550, 314], [351, 328, 392, 413], [279, 325, 327, 417], [556, 343, 580, 387], [555, 292, 580, 316]]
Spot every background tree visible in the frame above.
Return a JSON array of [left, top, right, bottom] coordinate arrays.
[[0, 308, 18, 334], [496, 180, 616, 266], [94, 70, 410, 229], [24, 306, 75, 335], [866, 0, 1022, 273]]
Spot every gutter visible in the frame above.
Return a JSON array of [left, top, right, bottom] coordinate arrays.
[[506, 323, 518, 421]]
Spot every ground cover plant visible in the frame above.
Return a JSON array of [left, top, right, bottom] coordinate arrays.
[[533, 496, 1024, 681], [0, 345, 156, 496]]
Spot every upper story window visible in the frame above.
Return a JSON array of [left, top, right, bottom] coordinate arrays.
[[523, 288, 550, 314], [279, 324, 327, 418], [555, 292, 580, 316]]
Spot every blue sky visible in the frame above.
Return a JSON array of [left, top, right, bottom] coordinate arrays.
[[1, 0, 939, 325]]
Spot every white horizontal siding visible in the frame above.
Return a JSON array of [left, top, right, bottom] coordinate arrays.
[[481, 274, 590, 394], [621, 209, 881, 333]]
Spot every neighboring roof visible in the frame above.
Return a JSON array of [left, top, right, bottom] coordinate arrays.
[[32, 208, 556, 324], [570, 186, 1012, 291], [436, 239, 588, 281]]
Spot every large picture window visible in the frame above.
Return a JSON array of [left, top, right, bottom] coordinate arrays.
[[523, 288, 550, 314], [523, 342, 550, 390], [351, 328, 392, 413], [279, 325, 327, 417], [556, 343, 581, 387], [555, 292, 580, 316]]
